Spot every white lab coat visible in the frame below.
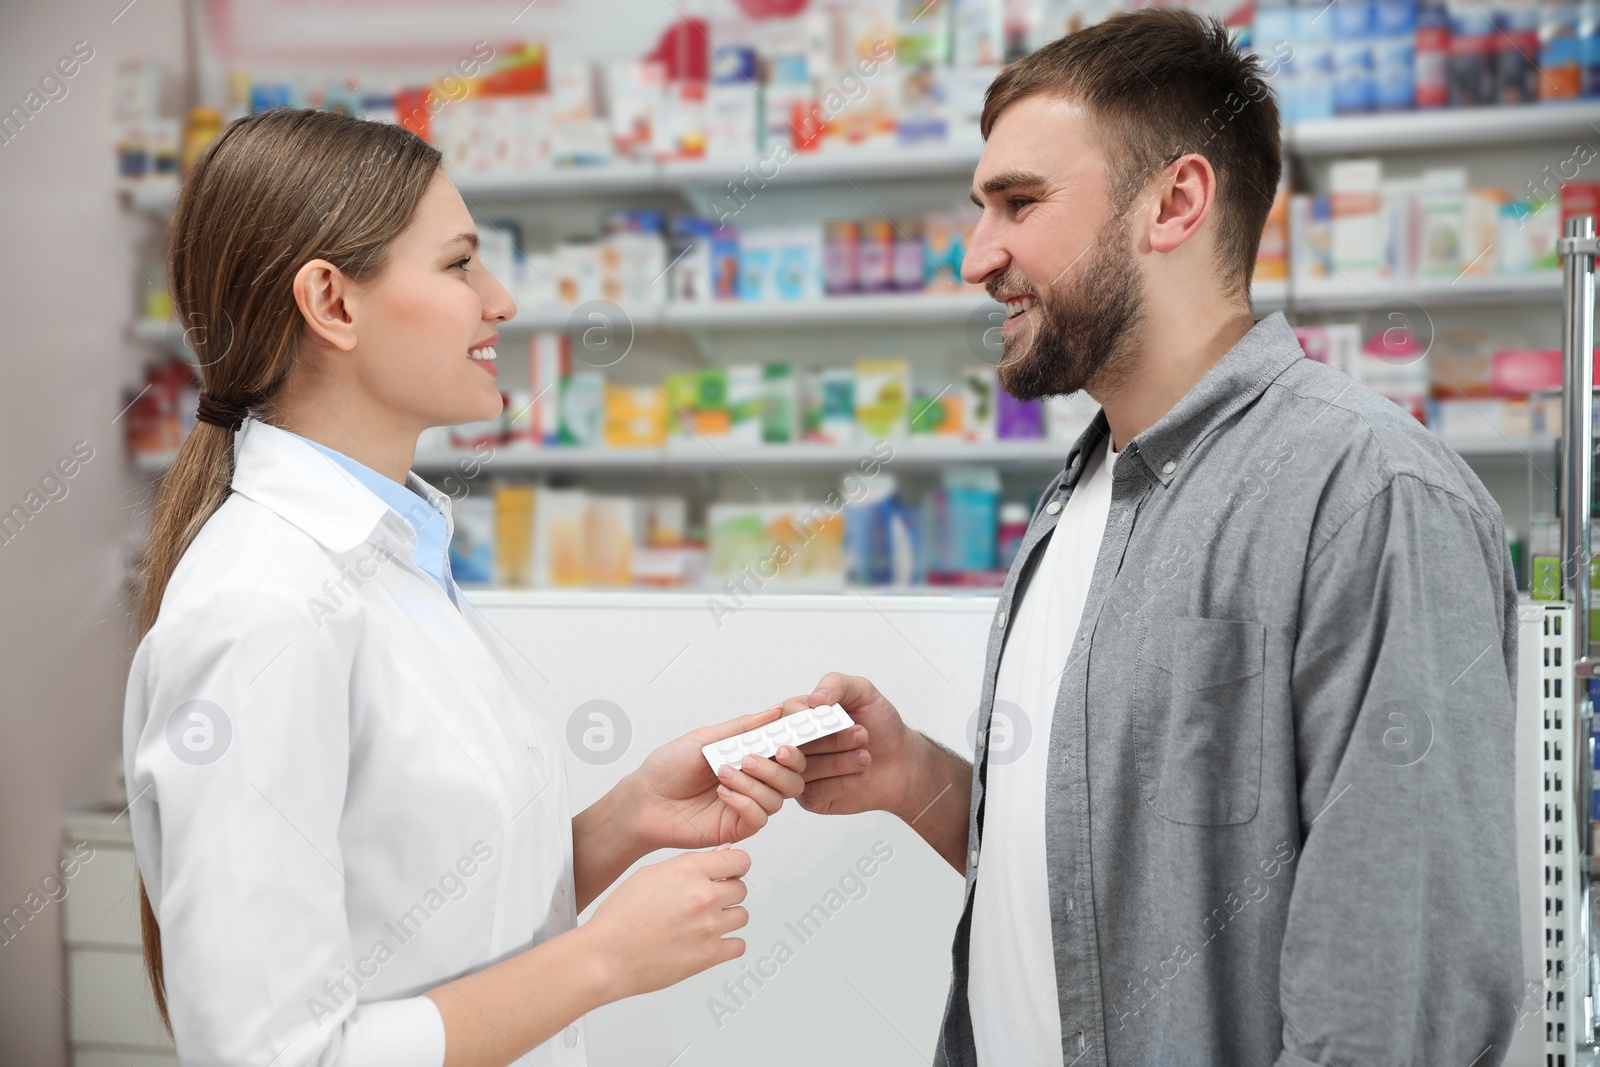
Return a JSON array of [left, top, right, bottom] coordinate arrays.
[[123, 416, 588, 1067]]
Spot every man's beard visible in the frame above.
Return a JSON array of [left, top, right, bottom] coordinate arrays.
[[991, 211, 1145, 402]]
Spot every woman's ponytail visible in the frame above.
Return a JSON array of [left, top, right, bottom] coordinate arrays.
[[131, 107, 442, 1032]]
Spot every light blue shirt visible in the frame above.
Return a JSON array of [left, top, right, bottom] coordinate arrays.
[[289, 432, 457, 602]]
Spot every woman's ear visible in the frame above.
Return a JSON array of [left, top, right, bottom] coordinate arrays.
[[292, 259, 358, 352]]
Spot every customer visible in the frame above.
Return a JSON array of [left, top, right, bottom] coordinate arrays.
[[788, 10, 1522, 1066], [124, 108, 804, 1067]]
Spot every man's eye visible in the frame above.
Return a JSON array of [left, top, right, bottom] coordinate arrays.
[[449, 256, 472, 271], [1009, 197, 1035, 211]]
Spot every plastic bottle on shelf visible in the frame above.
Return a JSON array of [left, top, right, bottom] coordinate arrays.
[[1496, 0, 1544, 102], [1414, 0, 1452, 106], [1334, 0, 1378, 113], [892, 217, 926, 292], [1448, 0, 1497, 105], [1255, 0, 1296, 120], [1374, 0, 1419, 108], [1294, 0, 1337, 120], [180, 107, 222, 176], [858, 219, 895, 294], [1581, 0, 1600, 94], [997, 502, 1030, 570], [1540, 0, 1584, 98]]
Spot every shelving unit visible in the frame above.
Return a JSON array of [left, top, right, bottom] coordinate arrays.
[[126, 427, 1557, 477], [123, 100, 1600, 573], [121, 102, 1600, 218], [414, 437, 1080, 471], [129, 271, 1572, 357], [1287, 101, 1600, 156], [1292, 272, 1575, 313]]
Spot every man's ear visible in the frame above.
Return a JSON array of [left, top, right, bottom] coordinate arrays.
[[292, 258, 358, 352], [1146, 154, 1216, 256]]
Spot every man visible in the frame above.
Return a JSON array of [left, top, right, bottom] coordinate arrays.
[[790, 9, 1522, 1066]]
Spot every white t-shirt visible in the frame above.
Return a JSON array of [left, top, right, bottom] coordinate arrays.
[[969, 434, 1119, 1065]]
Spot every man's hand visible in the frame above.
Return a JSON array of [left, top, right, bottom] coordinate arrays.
[[784, 673, 972, 872], [781, 673, 912, 816]]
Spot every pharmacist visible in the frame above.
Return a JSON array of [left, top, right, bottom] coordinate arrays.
[[124, 107, 805, 1067], [789, 10, 1521, 1067]]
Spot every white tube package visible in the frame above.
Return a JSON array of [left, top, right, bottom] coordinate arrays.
[[702, 703, 856, 772]]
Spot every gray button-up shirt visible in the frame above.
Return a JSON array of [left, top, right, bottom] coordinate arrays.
[[935, 311, 1522, 1067]]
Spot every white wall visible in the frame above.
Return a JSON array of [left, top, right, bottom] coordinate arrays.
[[0, 2, 188, 1062]]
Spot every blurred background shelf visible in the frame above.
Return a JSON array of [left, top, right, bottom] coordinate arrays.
[[1290, 272, 1578, 313], [124, 104, 1600, 219], [413, 437, 1080, 471], [134, 430, 1557, 478], [130, 282, 1294, 359], [1287, 102, 1600, 156]]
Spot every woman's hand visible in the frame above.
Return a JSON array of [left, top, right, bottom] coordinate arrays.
[[626, 704, 808, 851], [581, 847, 752, 1001]]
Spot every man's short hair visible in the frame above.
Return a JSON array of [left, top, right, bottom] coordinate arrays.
[[980, 8, 1282, 299]]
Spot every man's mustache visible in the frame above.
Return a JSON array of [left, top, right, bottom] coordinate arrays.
[[987, 274, 1040, 302]]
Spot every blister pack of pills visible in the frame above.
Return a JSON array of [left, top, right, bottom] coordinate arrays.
[[701, 703, 856, 771]]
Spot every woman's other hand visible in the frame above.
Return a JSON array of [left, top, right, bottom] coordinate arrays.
[[580, 846, 752, 1000]]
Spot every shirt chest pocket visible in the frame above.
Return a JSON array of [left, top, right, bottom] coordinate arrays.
[[1133, 615, 1266, 826]]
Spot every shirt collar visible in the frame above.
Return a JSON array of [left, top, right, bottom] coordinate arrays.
[[1060, 312, 1304, 489], [229, 416, 454, 556], [296, 433, 450, 542]]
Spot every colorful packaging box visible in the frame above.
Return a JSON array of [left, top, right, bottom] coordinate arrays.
[[602, 384, 668, 447], [449, 496, 496, 586], [727, 364, 765, 445], [856, 359, 910, 439], [997, 389, 1043, 439]]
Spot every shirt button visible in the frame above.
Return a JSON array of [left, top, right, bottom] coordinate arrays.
[[562, 1025, 580, 1049], [995, 611, 1007, 630], [552, 885, 567, 914], [527, 743, 543, 765], [970, 848, 980, 869], [1069, 453, 1081, 470], [1045, 500, 1063, 515], [1162, 460, 1176, 475], [1074, 1031, 1086, 1052], [976, 729, 986, 749]]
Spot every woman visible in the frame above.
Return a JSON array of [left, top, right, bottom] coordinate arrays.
[[124, 107, 808, 1067]]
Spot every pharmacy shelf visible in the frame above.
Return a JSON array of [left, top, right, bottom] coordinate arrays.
[[132, 429, 1558, 477], [354, 283, 1284, 339], [1288, 101, 1600, 156], [122, 104, 1600, 219], [660, 135, 987, 187], [413, 430, 1555, 471], [1444, 434, 1557, 464], [663, 290, 990, 329], [463, 588, 1003, 609], [500, 291, 988, 333], [124, 138, 993, 219], [132, 317, 184, 346], [1289, 271, 1573, 313], [453, 160, 658, 199], [123, 181, 179, 215], [1252, 279, 1288, 311], [413, 437, 1078, 472], [135, 284, 1291, 357]]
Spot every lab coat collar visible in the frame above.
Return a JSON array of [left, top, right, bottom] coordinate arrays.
[[229, 417, 455, 558]]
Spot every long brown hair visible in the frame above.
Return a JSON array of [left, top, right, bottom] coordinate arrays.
[[134, 107, 442, 1032]]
